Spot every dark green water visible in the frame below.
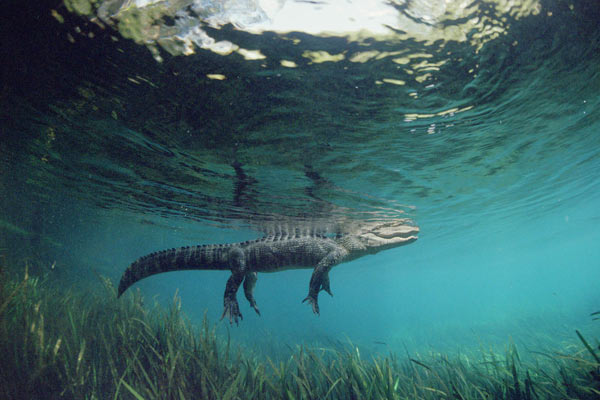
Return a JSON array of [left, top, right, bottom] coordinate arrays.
[[1, 0, 599, 355]]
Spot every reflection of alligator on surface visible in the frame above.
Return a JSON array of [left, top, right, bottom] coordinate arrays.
[[231, 161, 258, 210], [118, 160, 419, 324], [229, 161, 418, 240], [122, 157, 422, 324]]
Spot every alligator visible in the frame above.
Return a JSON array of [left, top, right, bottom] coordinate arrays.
[[118, 219, 419, 324]]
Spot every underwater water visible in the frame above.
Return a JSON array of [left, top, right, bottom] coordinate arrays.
[[1, 0, 600, 398]]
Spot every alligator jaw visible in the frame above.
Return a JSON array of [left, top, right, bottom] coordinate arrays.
[[358, 220, 419, 247], [371, 223, 419, 240]]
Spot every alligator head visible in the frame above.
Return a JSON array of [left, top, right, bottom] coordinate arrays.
[[354, 219, 419, 251]]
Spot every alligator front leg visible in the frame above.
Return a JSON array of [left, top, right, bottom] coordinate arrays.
[[303, 265, 328, 314], [243, 271, 260, 316], [320, 271, 333, 297], [303, 251, 342, 315]]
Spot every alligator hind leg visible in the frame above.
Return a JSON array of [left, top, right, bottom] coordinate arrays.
[[221, 249, 246, 325], [222, 272, 244, 324], [243, 272, 260, 316]]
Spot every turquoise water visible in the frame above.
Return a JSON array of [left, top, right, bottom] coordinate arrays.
[[1, 0, 599, 359]]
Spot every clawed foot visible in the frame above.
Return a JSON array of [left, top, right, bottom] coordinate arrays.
[[221, 298, 243, 325], [320, 283, 333, 297], [320, 272, 333, 297], [249, 300, 261, 316], [302, 295, 320, 315]]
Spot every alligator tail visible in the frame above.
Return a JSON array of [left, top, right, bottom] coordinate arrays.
[[117, 244, 232, 297]]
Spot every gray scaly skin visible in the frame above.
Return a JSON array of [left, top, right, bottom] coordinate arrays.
[[118, 220, 419, 324]]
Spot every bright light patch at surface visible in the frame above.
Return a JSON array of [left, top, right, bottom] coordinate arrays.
[[67, 0, 542, 61]]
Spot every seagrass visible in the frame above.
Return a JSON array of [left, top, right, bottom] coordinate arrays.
[[0, 268, 598, 399]]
